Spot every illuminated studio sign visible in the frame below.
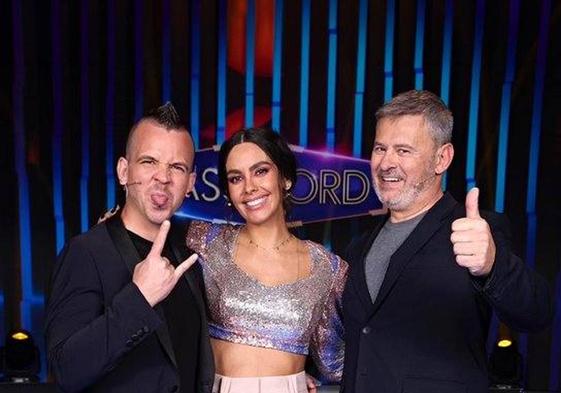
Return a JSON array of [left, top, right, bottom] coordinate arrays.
[[176, 145, 385, 225]]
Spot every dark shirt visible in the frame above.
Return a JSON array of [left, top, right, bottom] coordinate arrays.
[[128, 230, 201, 393]]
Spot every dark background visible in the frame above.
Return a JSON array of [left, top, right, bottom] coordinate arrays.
[[1, 0, 560, 390]]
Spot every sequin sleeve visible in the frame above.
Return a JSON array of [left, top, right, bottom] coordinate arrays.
[[308, 253, 348, 383], [186, 220, 214, 258]]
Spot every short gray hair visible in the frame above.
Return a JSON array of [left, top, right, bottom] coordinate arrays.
[[375, 90, 453, 146]]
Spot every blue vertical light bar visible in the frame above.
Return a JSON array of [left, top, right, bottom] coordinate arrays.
[[322, 0, 339, 251], [245, 0, 256, 127], [383, 0, 395, 102], [325, 0, 338, 152], [12, 0, 33, 329], [190, 0, 201, 148], [486, 0, 521, 358], [216, 0, 227, 144], [52, 0, 65, 253], [299, 0, 311, 147], [523, 0, 551, 372], [525, 0, 550, 267], [495, 0, 520, 213], [80, 0, 91, 233], [271, 0, 284, 132], [352, 0, 368, 158], [413, 0, 426, 90], [105, 1, 116, 209], [134, 0, 143, 119], [162, 0, 171, 102], [465, 0, 485, 191], [440, 0, 453, 105], [440, 0, 453, 190]]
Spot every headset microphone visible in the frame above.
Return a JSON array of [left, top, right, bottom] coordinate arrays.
[[125, 181, 142, 186], [413, 173, 438, 190]]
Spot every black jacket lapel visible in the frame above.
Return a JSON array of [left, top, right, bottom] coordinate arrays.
[[168, 218, 215, 389], [168, 218, 207, 318], [105, 213, 140, 275], [369, 193, 458, 317], [105, 213, 178, 368]]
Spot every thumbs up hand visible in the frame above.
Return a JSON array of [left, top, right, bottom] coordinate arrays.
[[450, 188, 496, 277], [132, 220, 198, 306]]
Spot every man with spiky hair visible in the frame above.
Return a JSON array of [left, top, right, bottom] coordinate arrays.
[[46, 103, 214, 393]]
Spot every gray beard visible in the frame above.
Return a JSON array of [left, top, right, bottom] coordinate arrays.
[[372, 171, 436, 212]]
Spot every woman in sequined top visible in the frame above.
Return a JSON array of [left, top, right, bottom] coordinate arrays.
[[186, 127, 348, 393]]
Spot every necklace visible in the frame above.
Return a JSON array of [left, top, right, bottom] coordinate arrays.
[[246, 233, 294, 253], [235, 229, 303, 284]]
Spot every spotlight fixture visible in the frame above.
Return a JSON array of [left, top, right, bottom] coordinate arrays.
[[488, 337, 522, 391], [0, 329, 40, 383]]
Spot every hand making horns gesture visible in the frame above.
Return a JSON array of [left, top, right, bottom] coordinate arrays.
[[133, 220, 198, 306]]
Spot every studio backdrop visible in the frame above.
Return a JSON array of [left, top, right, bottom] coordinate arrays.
[[1, 0, 560, 389]]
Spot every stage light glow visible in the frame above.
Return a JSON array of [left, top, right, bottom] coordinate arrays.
[[498, 339, 512, 348], [11, 332, 29, 341], [1, 329, 40, 383]]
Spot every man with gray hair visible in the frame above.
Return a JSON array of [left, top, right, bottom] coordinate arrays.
[[341, 90, 552, 393]]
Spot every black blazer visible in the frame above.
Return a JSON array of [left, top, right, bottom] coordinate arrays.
[[45, 214, 214, 393], [341, 193, 552, 393]]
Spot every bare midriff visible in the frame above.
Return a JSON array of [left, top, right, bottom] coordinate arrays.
[[211, 338, 306, 377]]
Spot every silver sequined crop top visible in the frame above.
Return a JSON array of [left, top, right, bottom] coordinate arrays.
[[186, 221, 348, 382]]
